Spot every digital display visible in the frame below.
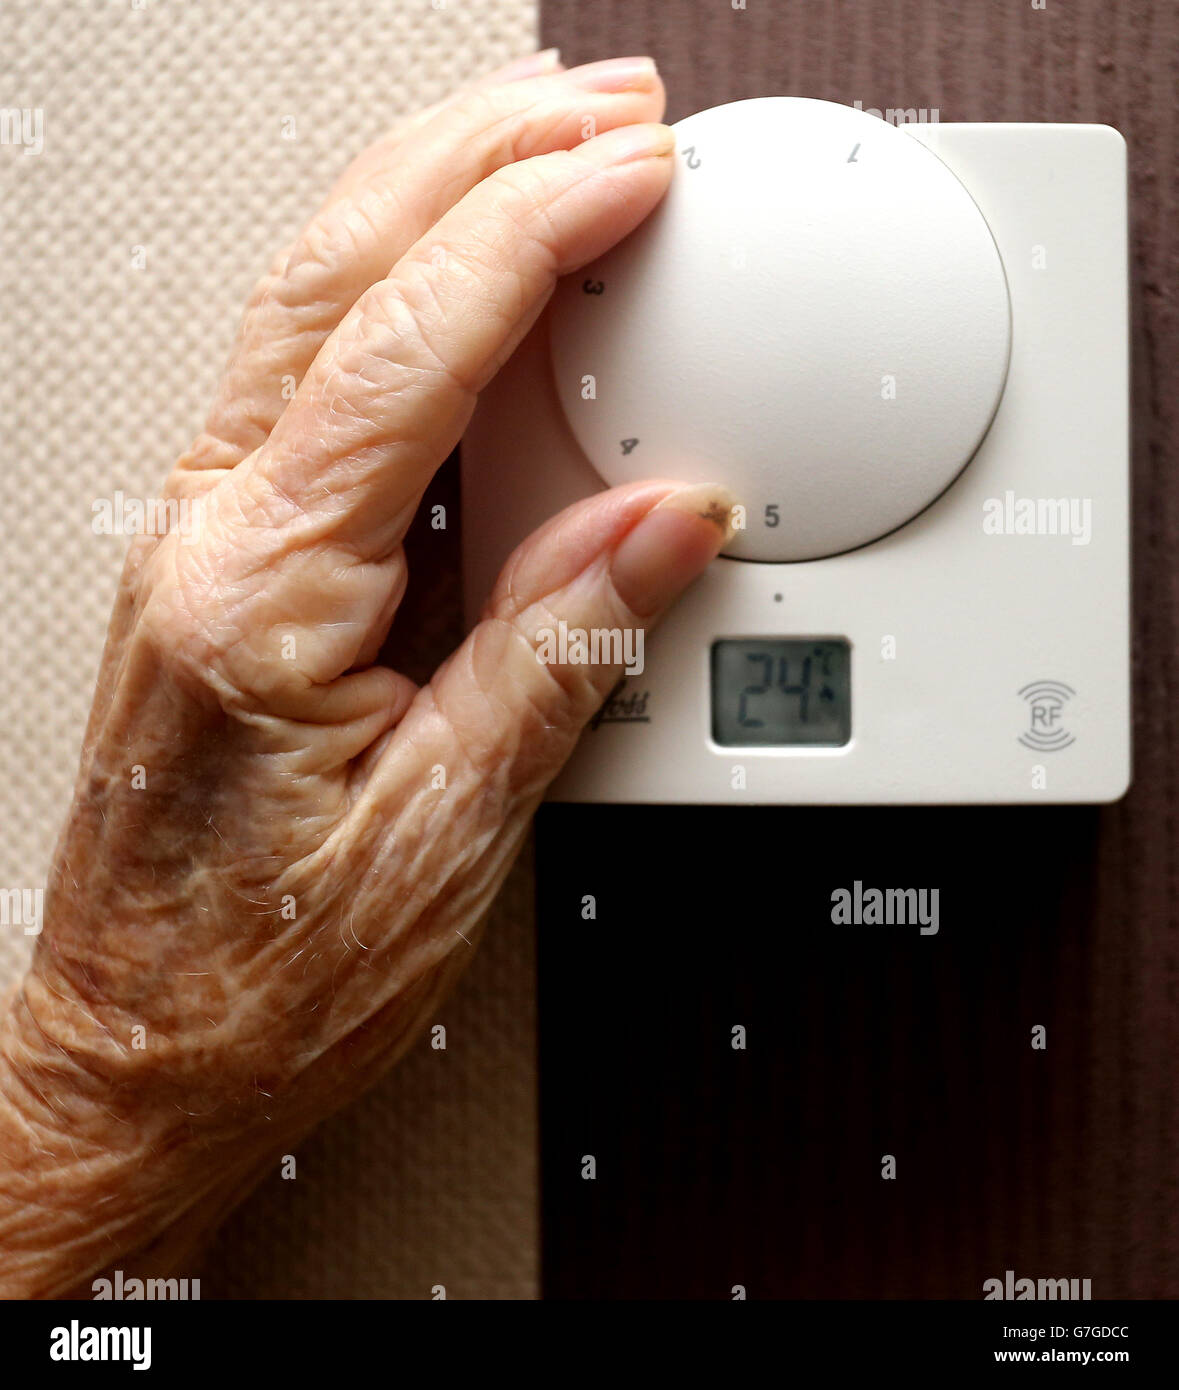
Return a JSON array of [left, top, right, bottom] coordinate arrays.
[[711, 639, 851, 746]]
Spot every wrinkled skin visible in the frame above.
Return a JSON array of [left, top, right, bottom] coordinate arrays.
[[0, 52, 734, 1296]]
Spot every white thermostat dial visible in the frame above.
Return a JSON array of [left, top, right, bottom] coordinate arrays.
[[551, 97, 1013, 561]]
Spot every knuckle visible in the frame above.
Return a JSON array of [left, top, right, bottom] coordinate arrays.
[[245, 243, 296, 311], [349, 276, 452, 384], [260, 204, 383, 322], [454, 82, 582, 169], [465, 161, 564, 290], [131, 512, 299, 717], [271, 223, 353, 310], [348, 262, 486, 400], [508, 604, 609, 719], [487, 156, 562, 249], [453, 83, 535, 153], [451, 618, 589, 782]]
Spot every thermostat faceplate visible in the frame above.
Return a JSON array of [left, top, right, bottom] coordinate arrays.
[[463, 108, 1131, 805]]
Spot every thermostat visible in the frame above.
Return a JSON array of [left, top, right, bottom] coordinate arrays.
[[462, 98, 1131, 804]]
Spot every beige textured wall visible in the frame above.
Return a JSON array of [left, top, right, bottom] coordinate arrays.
[[0, 0, 538, 1299]]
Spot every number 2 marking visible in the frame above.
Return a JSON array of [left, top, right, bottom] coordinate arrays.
[[682, 146, 701, 169]]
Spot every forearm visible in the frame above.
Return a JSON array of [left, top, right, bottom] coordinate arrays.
[[0, 977, 245, 1299], [0, 952, 455, 1297]]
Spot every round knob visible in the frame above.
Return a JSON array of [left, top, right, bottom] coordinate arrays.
[[550, 97, 1011, 562]]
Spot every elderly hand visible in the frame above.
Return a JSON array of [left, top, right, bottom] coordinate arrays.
[[0, 50, 733, 1297]]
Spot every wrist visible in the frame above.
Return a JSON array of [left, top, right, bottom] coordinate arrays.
[[0, 975, 197, 1297], [0, 967, 319, 1298]]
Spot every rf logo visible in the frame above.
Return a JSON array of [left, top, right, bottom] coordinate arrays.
[[1018, 680, 1076, 751]]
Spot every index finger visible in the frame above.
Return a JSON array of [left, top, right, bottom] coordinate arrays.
[[185, 57, 663, 477], [240, 120, 676, 565]]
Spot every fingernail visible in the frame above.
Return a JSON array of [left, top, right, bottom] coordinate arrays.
[[611, 484, 739, 616], [590, 121, 676, 164], [564, 55, 658, 93], [495, 47, 563, 82]]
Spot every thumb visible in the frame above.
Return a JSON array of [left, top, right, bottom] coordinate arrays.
[[473, 477, 738, 733], [354, 479, 736, 819]]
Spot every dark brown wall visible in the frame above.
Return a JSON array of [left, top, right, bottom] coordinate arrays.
[[539, 0, 1177, 1299]]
